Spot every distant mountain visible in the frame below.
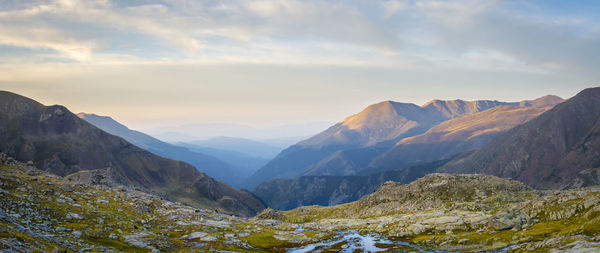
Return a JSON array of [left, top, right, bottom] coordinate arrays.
[[441, 88, 600, 189], [144, 122, 333, 142], [253, 160, 446, 210], [0, 91, 264, 216], [177, 143, 270, 175], [370, 104, 556, 171], [243, 101, 448, 188], [244, 97, 553, 188], [78, 113, 249, 187], [253, 104, 561, 210], [259, 136, 308, 149], [181, 136, 282, 159], [423, 99, 516, 119]]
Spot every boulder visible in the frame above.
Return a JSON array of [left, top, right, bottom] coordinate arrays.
[[254, 208, 285, 220], [488, 209, 532, 231]]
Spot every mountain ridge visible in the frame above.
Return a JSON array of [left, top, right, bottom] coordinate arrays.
[[440, 87, 600, 189], [0, 90, 265, 216], [245, 95, 563, 189], [369, 104, 556, 171], [77, 113, 251, 187]]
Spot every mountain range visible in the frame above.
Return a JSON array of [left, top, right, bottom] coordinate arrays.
[[77, 113, 256, 187], [144, 122, 332, 143], [244, 95, 563, 189], [370, 105, 551, 172], [0, 91, 264, 216], [440, 87, 600, 189], [253, 88, 600, 210], [179, 136, 282, 159]]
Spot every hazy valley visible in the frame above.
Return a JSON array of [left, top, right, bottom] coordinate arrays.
[[1, 87, 599, 252]]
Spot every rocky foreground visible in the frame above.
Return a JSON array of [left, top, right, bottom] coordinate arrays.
[[1, 154, 600, 252]]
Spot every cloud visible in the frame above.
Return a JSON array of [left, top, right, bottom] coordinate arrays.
[[0, 24, 95, 61], [0, 0, 597, 80], [382, 0, 408, 18], [411, 1, 600, 76]]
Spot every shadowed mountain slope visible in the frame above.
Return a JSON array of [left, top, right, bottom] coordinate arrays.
[[78, 113, 250, 187], [0, 91, 264, 216], [370, 105, 555, 171], [243, 101, 447, 188], [245, 96, 561, 188], [440, 87, 600, 189], [253, 160, 446, 210]]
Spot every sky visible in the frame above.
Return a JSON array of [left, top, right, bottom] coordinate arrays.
[[0, 0, 598, 131]]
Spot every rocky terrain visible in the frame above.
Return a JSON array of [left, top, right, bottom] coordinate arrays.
[[2, 152, 599, 252], [283, 174, 600, 252], [0, 154, 328, 252]]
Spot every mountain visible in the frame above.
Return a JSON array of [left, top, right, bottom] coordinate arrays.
[[144, 122, 332, 142], [440, 87, 600, 189], [0, 91, 264, 216], [176, 144, 270, 175], [254, 104, 560, 210], [243, 101, 447, 188], [253, 160, 446, 210], [244, 97, 553, 188], [180, 136, 282, 159], [422, 95, 562, 118], [370, 104, 555, 171], [77, 113, 249, 187]]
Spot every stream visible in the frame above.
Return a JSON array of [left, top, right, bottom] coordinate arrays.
[[288, 225, 439, 253], [288, 225, 527, 253]]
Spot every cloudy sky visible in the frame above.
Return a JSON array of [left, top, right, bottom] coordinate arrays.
[[0, 0, 598, 130]]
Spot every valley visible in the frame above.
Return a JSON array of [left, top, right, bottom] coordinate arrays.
[[2, 1, 597, 251], [1, 88, 599, 252]]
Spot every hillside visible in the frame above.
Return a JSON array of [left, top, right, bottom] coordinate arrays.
[[253, 160, 445, 210], [282, 173, 600, 252], [78, 113, 250, 187], [0, 91, 264, 216], [370, 105, 554, 171], [3, 155, 600, 252], [440, 87, 600, 189], [245, 96, 560, 188]]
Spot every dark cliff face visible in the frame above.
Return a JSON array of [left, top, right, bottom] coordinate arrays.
[[441, 87, 600, 189], [0, 91, 264, 216]]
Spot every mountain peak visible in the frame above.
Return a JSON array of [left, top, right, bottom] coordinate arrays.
[[519, 95, 563, 107], [341, 100, 419, 130]]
